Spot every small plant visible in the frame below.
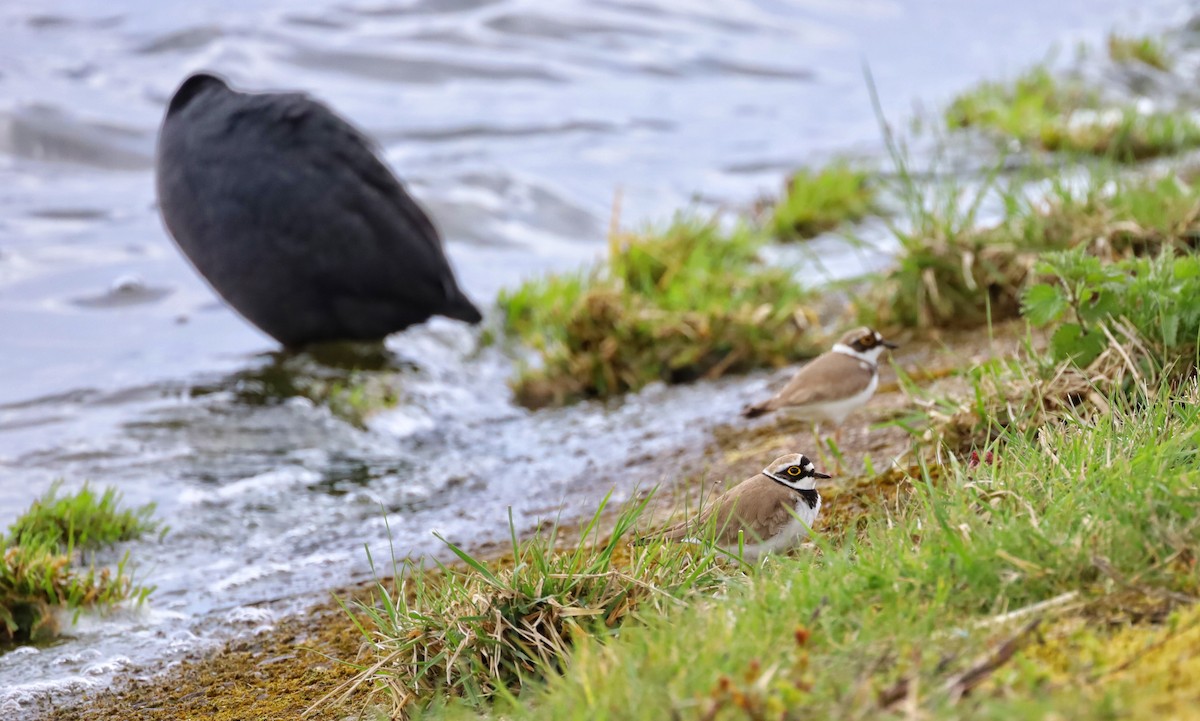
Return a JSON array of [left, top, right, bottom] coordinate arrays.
[[769, 162, 875, 240], [1024, 248, 1200, 370], [1108, 33, 1172, 71], [1, 484, 158, 642], [500, 216, 823, 407], [322, 494, 736, 717], [324, 374, 401, 428]]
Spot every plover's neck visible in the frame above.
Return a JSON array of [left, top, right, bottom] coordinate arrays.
[[795, 488, 820, 509], [832, 343, 882, 366]]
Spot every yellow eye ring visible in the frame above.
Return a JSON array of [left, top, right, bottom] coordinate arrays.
[[787, 466, 801, 476]]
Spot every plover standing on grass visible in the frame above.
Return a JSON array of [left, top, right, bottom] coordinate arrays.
[[741, 327, 898, 444], [645, 453, 831, 561]]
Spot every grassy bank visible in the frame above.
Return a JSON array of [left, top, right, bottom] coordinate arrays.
[[331, 49, 1200, 715], [1, 484, 158, 642], [508, 411, 1198, 719], [331, 310, 1200, 719]]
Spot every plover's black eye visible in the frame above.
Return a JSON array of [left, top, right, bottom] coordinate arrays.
[[860, 334, 876, 347], [787, 465, 802, 476]]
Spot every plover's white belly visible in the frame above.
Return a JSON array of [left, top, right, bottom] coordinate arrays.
[[723, 494, 822, 561], [782, 372, 878, 425]]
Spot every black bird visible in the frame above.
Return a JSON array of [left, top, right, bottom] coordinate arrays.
[[155, 72, 482, 348]]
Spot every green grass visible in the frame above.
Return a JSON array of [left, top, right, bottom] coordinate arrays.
[[7, 482, 159, 550], [494, 379, 1200, 720], [945, 64, 1200, 161], [861, 168, 1200, 331], [344, 374, 1200, 721], [321, 494, 740, 717], [1108, 33, 1172, 71], [499, 216, 823, 407], [1, 484, 158, 642], [768, 162, 875, 241]]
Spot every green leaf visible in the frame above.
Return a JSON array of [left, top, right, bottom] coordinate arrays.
[[1174, 256, 1200, 280], [1050, 323, 1107, 367], [1161, 311, 1180, 348], [1079, 289, 1120, 324], [1022, 283, 1067, 326]]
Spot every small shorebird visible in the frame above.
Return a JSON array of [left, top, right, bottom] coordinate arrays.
[[647, 453, 831, 560], [741, 326, 898, 443]]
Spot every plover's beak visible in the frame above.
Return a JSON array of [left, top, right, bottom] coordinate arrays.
[[812, 471, 832, 479], [882, 339, 899, 349]]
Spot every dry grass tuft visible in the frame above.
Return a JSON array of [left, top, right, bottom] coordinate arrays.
[[319, 495, 738, 718]]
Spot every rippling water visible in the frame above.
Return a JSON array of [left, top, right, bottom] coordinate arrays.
[[0, 0, 1189, 713]]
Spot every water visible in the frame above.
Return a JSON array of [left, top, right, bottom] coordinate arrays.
[[0, 0, 1190, 713]]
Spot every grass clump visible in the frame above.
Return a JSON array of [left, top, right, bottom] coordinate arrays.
[[7, 482, 159, 550], [324, 494, 736, 717], [1108, 33, 1172, 71], [1, 484, 157, 643], [499, 216, 822, 407], [945, 65, 1200, 161], [862, 170, 1200, 331], [768, 161, 875, 240]]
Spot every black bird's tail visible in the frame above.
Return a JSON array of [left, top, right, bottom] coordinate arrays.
[[442, 289, 483, 324]]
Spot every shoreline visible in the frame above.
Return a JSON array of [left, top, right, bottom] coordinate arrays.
[[37, 321, 1031, 721]]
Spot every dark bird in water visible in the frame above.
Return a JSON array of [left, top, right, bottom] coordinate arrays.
[[155, 72, 482, 348]]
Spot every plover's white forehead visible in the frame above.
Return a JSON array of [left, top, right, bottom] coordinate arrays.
[[837, 327, 872, 344], [765, 453, 809, 472]]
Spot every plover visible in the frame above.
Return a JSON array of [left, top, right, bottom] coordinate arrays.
[[741, 327, 897, 442], [647, 453, 831, 560]]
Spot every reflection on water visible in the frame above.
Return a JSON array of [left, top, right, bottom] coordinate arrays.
[[0, 0, 1188, 713]]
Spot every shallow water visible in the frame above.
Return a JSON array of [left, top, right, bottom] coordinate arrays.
[[0, 0, 1190, 714]]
